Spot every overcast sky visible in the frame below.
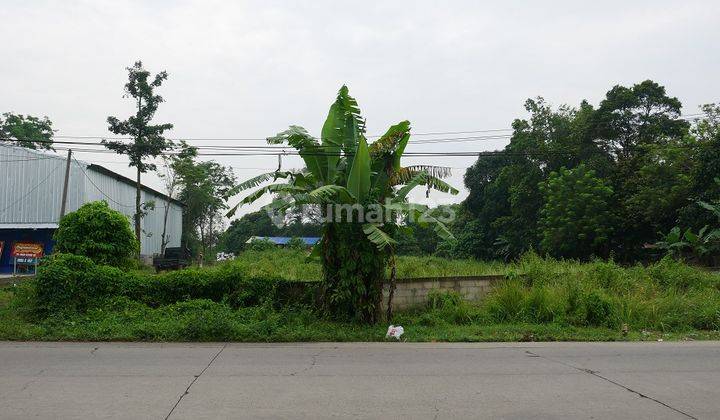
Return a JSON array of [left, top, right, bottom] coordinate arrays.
[[2, 1, 719, 218]]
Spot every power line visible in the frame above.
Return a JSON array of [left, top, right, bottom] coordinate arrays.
[[50, 127, 514, 142], [71, 156, 135, 208]]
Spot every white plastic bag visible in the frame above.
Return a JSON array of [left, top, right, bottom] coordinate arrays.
[[386, 325, 404, 340]]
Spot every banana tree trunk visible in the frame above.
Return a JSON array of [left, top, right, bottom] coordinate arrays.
[[321, 222, 389, 324]]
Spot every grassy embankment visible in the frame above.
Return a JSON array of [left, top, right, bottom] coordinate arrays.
[[1, 250, 719, 342]]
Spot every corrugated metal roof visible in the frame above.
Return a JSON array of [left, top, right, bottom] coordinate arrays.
[[0, 143, 183, 255], [0, 223, 58, 229], [246, 236, 321, 245]]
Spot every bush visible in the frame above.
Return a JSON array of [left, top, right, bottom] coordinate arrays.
[[35, 253, 133, 315], [524, 286, 562, 323], [486, 280, 525, 322], [246, 238, 276, 252], [583, 290, 619, 328], [286, 237, 306, 250], [53, 201, 138, 267]]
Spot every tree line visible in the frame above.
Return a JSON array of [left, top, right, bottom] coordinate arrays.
[[451, 80, 720, 263]]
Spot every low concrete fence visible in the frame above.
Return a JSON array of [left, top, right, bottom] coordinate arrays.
[[383, 275, 507, 310]]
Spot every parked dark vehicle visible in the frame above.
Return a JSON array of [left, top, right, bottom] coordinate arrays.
[[152, 247, 190, 273]]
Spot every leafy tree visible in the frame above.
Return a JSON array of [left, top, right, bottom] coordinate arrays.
[[103, 61, 174, 244], [173, 145, 237, 260], [221, 211, 280, 254], [53, 201, 138, 267], [462, 80, 692, 261], [157, 141, 195, 254], [680, 104, 720, 230], [0, 112, 54, 150], [591, 80, 689, 256], [230, 86, 458, 323], [538, 165, 614, 259]]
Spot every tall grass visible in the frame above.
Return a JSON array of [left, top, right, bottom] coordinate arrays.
[[222, 249, 507, 281]]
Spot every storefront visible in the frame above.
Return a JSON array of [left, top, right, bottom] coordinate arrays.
[[0, 225, 54, 274]]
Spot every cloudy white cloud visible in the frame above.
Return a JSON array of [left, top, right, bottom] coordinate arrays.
[[2, 0, 718, 216]]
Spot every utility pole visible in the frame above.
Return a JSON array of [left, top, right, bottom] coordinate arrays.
[[59, 149, 72, 219]]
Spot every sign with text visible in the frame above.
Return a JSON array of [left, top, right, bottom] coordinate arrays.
[[11, 242, 44, 258]]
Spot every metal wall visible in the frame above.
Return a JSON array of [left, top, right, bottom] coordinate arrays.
[[0, 144, 182, 255]]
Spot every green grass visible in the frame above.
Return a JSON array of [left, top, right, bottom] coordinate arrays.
[[221, 249, 507, 281], [2, 251, 719, 342]]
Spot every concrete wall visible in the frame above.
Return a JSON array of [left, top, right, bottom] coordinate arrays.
[[382, 275, 505, 310]]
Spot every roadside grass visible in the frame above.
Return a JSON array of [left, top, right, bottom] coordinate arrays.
[[1, 251, 719, 342], [222, 249, 506, 281]]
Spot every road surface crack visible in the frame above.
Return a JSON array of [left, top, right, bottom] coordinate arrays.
[[19, 369, 45, 393], [523, 350, 697, 419], [290, 350, 323, 376], [164, 344, 226, 420]]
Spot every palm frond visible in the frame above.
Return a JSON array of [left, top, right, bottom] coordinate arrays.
[[362, 223, 397, 250], [391, 167, 459, 195], [308, 185, 355, 203], [267, 126, 327, 181], [226, 183, 303, 218], [235, 171, 292, 193], [394, 172, 428, 202], [404, 165, 452, 179], [421, 213, 456, 242]]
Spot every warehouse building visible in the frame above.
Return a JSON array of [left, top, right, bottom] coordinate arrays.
[[0, 143, 183, 274]]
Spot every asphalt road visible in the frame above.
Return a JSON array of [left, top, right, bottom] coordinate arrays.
[[0, 341, 719, 419]]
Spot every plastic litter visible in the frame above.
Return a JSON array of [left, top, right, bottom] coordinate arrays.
[[386, 325, 404, 340]]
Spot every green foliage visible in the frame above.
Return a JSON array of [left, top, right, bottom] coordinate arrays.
[[104, 61, 174, 241], [7, 249, 720, 341], [286, 237, 306, 250], [461, 80, 718, 262], [53, 201, 138, 267], [582, 291, 619, 328], [656, 190, 720, 265], [0, 112, 54, 150], [487, 281, 526, 322], [34, 253, 127, 315], [246, 238, 277, 252], [232, 86, 458, 323], [539, 165, 614, 259], [171, 142, 237, 259]]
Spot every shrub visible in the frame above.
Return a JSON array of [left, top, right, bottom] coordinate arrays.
[[35, 253, 132, 315], [53, 201, 138, 267], [427, 289, 463, 310], [524, 286, 563, 323], [246, 238, 276, 252], [286, 237, 306, 250], [583, 290, 619, 328]]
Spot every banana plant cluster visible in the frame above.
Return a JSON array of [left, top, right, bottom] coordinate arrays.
[[228, 86, 458, 322], [228, 86, 458, 251]]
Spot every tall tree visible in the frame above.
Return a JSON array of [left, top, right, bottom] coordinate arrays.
[[539, 165, 614, 259], [591, 80, 689, 255], [157, 141, 195, 254], [173, 146, 237, 260], [0, 113, 54, 150], [104, 61, 174, 244]]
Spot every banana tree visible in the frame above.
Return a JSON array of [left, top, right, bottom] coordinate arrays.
[[228, 86, 458, 323]]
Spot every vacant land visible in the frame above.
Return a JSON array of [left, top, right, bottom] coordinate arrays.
[[1, 251, 719, 342]]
